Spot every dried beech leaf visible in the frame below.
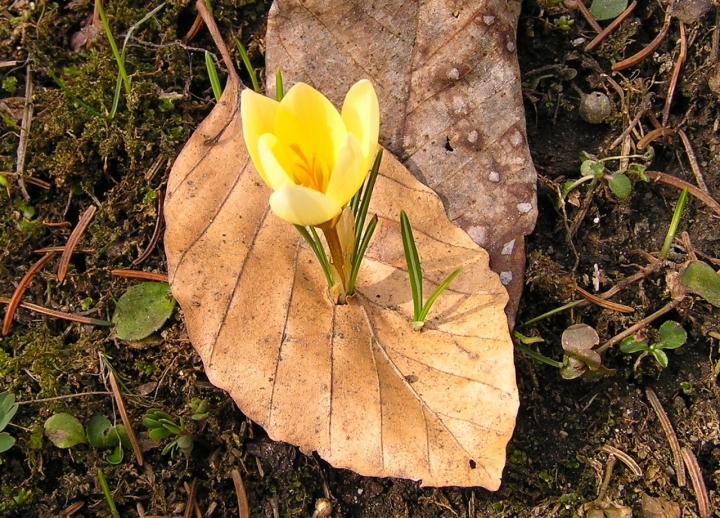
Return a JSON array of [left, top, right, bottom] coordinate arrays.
[[265, 0, 537, 322], [165, 80, 518, 489]]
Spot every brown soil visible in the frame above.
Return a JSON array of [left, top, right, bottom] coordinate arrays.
[[0, 0, 718, 517]]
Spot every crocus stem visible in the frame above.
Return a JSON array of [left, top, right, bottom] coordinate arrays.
[[319, 222, 347, 291]]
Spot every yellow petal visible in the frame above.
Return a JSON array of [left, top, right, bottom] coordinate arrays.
[[257, 134, 294, 190], [324, 133, 365, 207], [241, 89, 279, 184], [275, 83, 346, 168], [341, 79, 379, 171], [269, 184, 342, 227]]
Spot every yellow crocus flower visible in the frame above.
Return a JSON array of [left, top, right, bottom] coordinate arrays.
[[241, 80, 379, 227]]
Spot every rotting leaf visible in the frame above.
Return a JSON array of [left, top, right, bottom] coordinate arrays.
[[560, 324, 614, 379], [164, 76, 518, 489], [112, 282, 176, 341], [681, 260, 720, 307], [44, 413, 85, 448], [265, 0, 537, 323]]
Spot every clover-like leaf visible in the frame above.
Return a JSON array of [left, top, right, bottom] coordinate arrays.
[[656, 321, 686, 350], [0, 432, 15, 453], [681, 261, 720, 307], [607, 172, 631, 199], [620, 336, 649, 354], [44, 413, 85, 448], [112, 282, 176, 341], [165, 78, 518, 488], [265, 0, 537, 321]]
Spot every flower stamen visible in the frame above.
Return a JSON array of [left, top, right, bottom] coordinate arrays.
[[289, 143, 329, 193]]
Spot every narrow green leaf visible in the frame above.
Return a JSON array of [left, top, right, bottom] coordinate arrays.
[[205, 51, 222, 101], [294, 225, 333, 287], [142, 417, 162, 429], [400, 211, 423, 321], [347, 215, 377, 295], [47, 70, 109, 119], [353, 148, 383, 252], [418, 267, 462, 323], [659, 187, 688, 260], [148, 427, 173, 441], [235, 39, 260, 93], [158, 419, 181, 434], [275, 69, 284, 101], [513, 342, 563, 368], [97, 469, 121, 518], [651, 349, 669, 368], [96, 0, 130, 95]]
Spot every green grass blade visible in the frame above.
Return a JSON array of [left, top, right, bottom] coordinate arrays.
[[294, 225, 333, 287], [400, 210, 422, 321], [275, 69, 284, 101], [47, 70, 109, 119], [235, 39, 260, 93], [108, 73, 123, 119], [353, 148, 382, 250], [121, 3, 165, 51], [205, 51, 222, 101], [96, 0, 130, 95], [512, 340, 563, 368], [347, 215, 377, 295], [659, 187, 688, 260], [97, 469, 120, 518], [417, 267, 461, 322]]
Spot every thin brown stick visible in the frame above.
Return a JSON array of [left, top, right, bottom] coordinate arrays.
[[645, 170, 720, 218], [610, 93, 654, 149], [612, 9, 673, 71], [34, 246, 94, 254], [645, 388, 686, 487], [681, 447, 711, 518], [111, 269, 168, 283], [16, 391, 112, 405], [662, 22, 686, 126], [196, 0, 238, 84], [0, 171, 50, 189], [637, 126, 675, 149], [585, 1, 637, 52], [231, 470, 250, 518], [0, 297, 112, 327], [575, 0, 602, 33], [58, 205, 97, 282], [574, 286, 635, 313], [677, 129, 710, 194], [2, 252, 56, 335], [713, 9, 720, 61], [62, 501, 85, 516], [15, 67, 33, 201], [132, 190, 164, 266], [182, 13, 204, 43], [108, 370, 144, 466], [601, 445, 643, 478], [183, 479, 202, 518], [597, 299, 681, 353]]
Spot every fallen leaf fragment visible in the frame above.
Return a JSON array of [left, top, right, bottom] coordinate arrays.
[[165, 78, 518, 489]]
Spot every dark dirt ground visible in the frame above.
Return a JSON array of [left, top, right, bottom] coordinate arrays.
[[1, 0, 719, 516]]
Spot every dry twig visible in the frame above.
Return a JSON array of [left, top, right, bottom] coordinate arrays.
[[612, 10, 673, 71], [681, 447, 711, 518], [231, 470, 250, 518], [0, 297, 112, 328], [2, 252, 56, 335], [597, 299, 682, 353], [15, 67, 33, 200], [677, 129, 710, 194], [585, 1, 637, 52], [645, 388, 686, 487], [183, 479, 202, 518], [645, 170, 720, 218], [133, 190, 165, 266], [58, 205, 97, 282], [108, 370, 144, 466], [574, 286, 635, 313], [111, 269, 168, 282], [662, 22, 687, 126], [575, 0, 602, 33], [601, 445, 643, 478]]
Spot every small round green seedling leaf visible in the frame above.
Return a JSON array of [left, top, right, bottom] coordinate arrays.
[[580, 160, 604, 178], [655, 320, 686, 350], [0, 432, 15, 453], [44, 413, 85, 448], [682, 261, 720, 307], [620, 336, 649, 354], [105, 443, 124, 465], [0, 392, 18, 432], [589, 0, 628, 20], [607, 173, 631, 199], [112, 282, 176, 341], [87, 415, 115, 448]]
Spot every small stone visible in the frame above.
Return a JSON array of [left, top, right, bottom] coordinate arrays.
[[500, 271, 513, 285], [579, 91, 611, 124], [517, 202, 533, 214], [467, 130, 478, 143], [488, 171, 500, 182], [483, 14, 495, 25], [501, 240, 515, 255], [446, 67, 460, 80]]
